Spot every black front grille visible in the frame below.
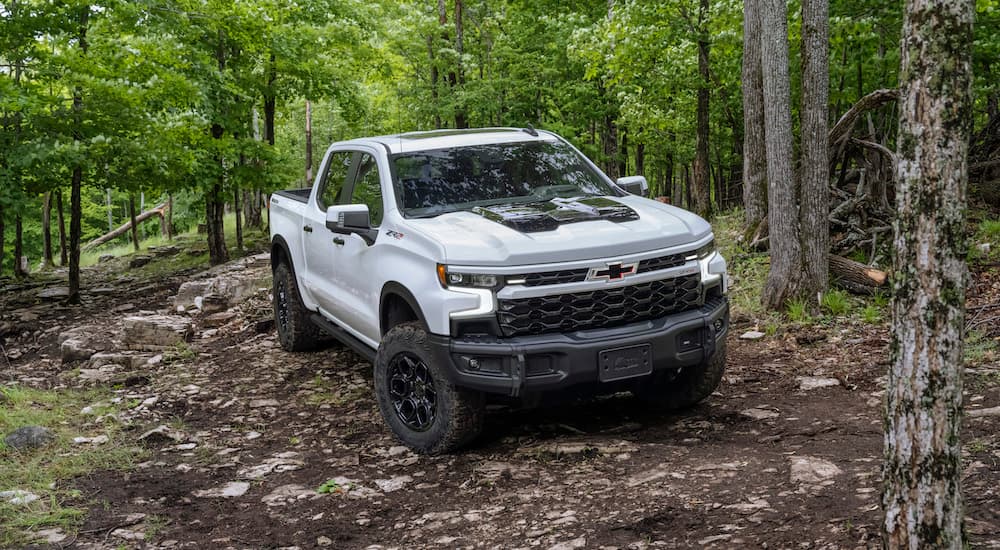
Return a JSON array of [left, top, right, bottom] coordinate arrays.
[[497, 274, 702, 337], [637, 253, 687, 273], [522, 269, 589, 286]]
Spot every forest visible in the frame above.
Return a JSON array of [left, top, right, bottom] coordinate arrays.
[[2, 0, 997, 291], [0, 0, 995, 547]]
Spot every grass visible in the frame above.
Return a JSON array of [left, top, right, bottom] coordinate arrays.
[[965, 330, 997, 367], [820, 289, 852, 317], [0, 385, 145, 547]]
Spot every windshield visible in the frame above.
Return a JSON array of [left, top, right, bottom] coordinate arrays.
[[391, 140, 618, 217]]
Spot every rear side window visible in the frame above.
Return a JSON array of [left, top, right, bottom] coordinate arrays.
[[317, 151, 353, 210], [351, 153, 384, 227]]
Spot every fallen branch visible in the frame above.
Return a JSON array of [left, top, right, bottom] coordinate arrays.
[[82, 203, 166, 251], [829, 89, 899, 159]]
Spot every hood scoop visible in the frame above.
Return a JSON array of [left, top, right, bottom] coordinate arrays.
[[471, 197, 639, 233]]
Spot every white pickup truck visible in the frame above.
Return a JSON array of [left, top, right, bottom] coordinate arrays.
[[269, 127, 729, 454]]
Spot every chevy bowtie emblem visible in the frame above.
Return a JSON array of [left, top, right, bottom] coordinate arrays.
[[588, 261, 639, 281]]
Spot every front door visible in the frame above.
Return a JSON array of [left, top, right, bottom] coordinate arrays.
[[302, 149, 355, 319]]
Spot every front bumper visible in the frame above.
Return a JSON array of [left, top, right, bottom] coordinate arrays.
[[426, 296, 729, 396]]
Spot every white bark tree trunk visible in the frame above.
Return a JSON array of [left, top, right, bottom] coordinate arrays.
[[741, 0, 767, 232], [883, 0, 974, 547]]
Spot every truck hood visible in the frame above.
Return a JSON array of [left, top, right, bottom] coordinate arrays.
[[403, 195, 711, 266]]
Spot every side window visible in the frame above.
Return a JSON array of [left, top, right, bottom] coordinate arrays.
[[317, 151, 353, 210], [351, 153, 384, 227]]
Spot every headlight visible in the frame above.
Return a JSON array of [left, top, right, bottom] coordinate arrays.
[[686, 239, 715, 261], [437, 264, 501, 289]]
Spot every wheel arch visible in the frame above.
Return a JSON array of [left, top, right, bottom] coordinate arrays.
[[380, 282, 429, 335]]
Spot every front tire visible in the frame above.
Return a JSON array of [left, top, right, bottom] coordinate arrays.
[[374, 322, 484, 454], [635, 340, 727, 410], [273, 262, 325, 352]]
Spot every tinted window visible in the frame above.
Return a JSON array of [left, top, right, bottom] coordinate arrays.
[[318, 151, 353, 210], [391, 140, 616, 217], [351, 153, 384, 226]]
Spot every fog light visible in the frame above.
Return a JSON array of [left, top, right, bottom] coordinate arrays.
[[714, 319, 725, 332], [469, 358, 481, 370]]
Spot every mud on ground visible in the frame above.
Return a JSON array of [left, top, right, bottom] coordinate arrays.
[[1, 257, 998, 550]]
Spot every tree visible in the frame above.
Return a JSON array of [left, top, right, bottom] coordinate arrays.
[[882, 0, 974, 546], [799, 0, 830, 298], [741, 0, 766, 233]]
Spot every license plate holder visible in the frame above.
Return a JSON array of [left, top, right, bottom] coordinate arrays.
[[599, 344, 652, 382]]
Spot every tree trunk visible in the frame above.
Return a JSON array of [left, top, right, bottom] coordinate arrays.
[[105, 188, 113, 232], [305, 100, 313, 184], [619, 128, 628, 178], [67, 7, 88, 305], [234, 186, 243, 252], [828, 253, 887, 294], [603, 113, 619, 180], [128, 193, 140, 251], [56, 190, 67, 265], [454, 0, 467, 128], [167, 194, 174, 240], [14, 214, 25, 278], [265, 53, 276, 147], [759, 0, 807, 310], [42, 192, 54, 268], [428, 34, 441, 129], [742, 0, 768, 231], [207, 31, 230, 267], [882, 0, 973, 546], [799, 0, 830, 302], [0, 202, 5, 277], [635, 141, 645, 177], [691, 0, 712, 219], [82, 204, 166, 251]]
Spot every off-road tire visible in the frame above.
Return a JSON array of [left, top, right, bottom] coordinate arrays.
[[374, 322, 485, 454], [635, 340, 727, 410], [273, 262, 326, 352]]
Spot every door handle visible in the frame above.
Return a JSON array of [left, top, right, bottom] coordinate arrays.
[[333, 237, 345, 246], [303, 225, 313, 233]]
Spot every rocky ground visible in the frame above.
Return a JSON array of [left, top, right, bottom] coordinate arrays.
[[1, 250, 999, 549]]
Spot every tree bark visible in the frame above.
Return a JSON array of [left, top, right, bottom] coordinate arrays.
[[128, 193, 140, 251], [14, 214, 25, 278], [800, 0, 830, 302], [305, 99, 313, 184], [882, 0, 973, 546], [635, 141, 645, 177], [264, 53, 276, 147], [828, 253, 886, 294], [42, 192, 54, 268], [691, 0, 712, 219], [67, 7, 88, 304], [56, 190, 67, 265], [741, 0, 767, 231], [454, 0, 467, 128], [207, 30, 230, 267], [0, 202, 5, 277], [166, 194, 174, 240], [234, 187, 243, 252], [759, 0, 807, 309]]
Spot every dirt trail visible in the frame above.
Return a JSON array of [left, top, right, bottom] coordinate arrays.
[[2, 258, 999, 549]]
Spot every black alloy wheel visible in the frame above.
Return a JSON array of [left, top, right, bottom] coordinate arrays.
[[387, 353, 437, 431]]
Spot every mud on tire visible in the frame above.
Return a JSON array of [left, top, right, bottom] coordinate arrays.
[[635, 340, 727, 410], [374, 322, 485, 454], [273, 262, 326, 352]]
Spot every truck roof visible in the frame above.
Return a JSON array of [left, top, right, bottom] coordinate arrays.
[[339, 127, 559, 155]]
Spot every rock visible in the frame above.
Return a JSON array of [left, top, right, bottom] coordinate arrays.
[[250, 398, 280, 408], [797, 376, 840, 391], [740, 407, 780, 420], [238, 454, 305, 479], [37, 286, 70, 300], [203, 311, 238, 327], [375, 476, 413, 493], [739, 330, 766, 340], [517, 440, 638, 457], [4, 426, 55, 450], [98, 254, 116, 263], [73, 435, 110, 445], [548, 537, 587, 550], [789, 456, 843, 484], [34, 528, 68, 543], [977, 242, 991, 255], [18, 310, 39, 323], [138, 425, 186, 445], [200, 294, 228, 315], [90, 352, 152, 369], [78, 367, 119, 384], [386, 446, 410, 457], [261, 484, 314, 507], [122, 315, 193, 350], [967, 406, 1000, 418], [193, 481, 250, 498], [61, 338, 97, 363], [174, 267, 270, 310], [1, 489, 40, 505], [128, 255, 153, 268], [110, 528, 145, 541], [317, 536, 333, 546], [153, 245, 181, 257]]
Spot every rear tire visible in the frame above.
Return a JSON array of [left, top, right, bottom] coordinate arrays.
[[273, 262, 325, 352], [635, 340, 727, 410], [374, 322, 484, 454]]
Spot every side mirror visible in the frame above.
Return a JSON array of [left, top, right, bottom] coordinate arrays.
[[617, 175, 649, 197], [326, 204, 377, 245]]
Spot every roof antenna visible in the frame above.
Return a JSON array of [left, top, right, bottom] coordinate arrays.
[[523, 124, 538, 137]]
